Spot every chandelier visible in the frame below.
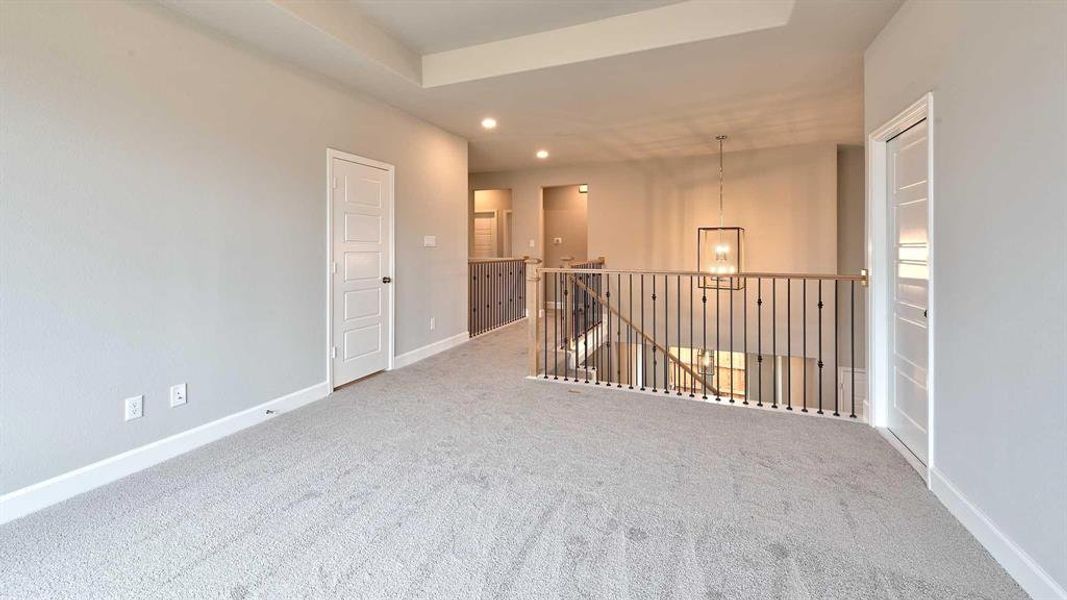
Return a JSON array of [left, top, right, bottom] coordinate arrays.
[[698, 135, 744, 290]]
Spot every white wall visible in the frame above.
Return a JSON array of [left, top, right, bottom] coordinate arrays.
[[866, 1, 1066, 595], [0, 1, 468, 494]]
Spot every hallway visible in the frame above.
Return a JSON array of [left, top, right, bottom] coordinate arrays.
[[0, 323, 1022, 598]]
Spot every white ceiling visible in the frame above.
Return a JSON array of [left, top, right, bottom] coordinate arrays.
[[351, 0, 685, 53], [163, 0, 902, 172]]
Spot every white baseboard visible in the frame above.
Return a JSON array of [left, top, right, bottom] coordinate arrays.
[[391, 330, 469, 369], [930, 467, 1066, 600], [0, 380, 331, 526]]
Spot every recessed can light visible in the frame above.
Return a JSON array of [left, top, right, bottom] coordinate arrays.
[[536, 149, 549, 159], [481, 117, 497, 129]]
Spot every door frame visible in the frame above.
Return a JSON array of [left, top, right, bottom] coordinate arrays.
[[502, 209, 514, 257], [326, 148, 396, 388], [866, 92, 935, 481]]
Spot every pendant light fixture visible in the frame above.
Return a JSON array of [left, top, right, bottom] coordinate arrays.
[[698, 135, 744, 289]]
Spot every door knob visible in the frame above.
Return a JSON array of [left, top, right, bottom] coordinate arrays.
[[382, 276, 392, 284]]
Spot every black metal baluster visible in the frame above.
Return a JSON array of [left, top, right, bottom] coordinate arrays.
[[543, 268, 548, 378], [642, 275, 647, 391], [729, 276, 735, 403], [834, 280, 840, 417], [817, 280, 824, 414], [702, 277, 708, 400], [851, 280, 857, 419], [757, 277, 763, 407], [553, 272, 559, 379], [771, 278, 777, 409], [743, 276, 748, 405], [606, 274, 613, 386], [593, 272, 598, 384], [802, 279, 808, 412], [676, 276, 682, 396], [786, 278, 792, 411], [652, 275, 658, 392], [568, 270, 574, 382], [689, 275, 695, 398], [629, 273, 634, 389], [664, 275, 670, 394], [583, 273, 590, 383], [563, 272, 570, 381], [715, 278, 721, 402]]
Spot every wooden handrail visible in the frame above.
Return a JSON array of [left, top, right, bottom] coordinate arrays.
[[567, 273, 717, 394], [570, 256, 606, 268], [543, 267, 866, 282], [469, 256, 528, 263]]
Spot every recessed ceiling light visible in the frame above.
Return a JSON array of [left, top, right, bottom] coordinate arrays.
[[481, 117, 497, 129], [536, 149, 549, 159]]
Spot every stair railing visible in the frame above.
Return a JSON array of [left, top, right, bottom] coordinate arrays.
[[468, 257, 527, 337], [527, 262, 869, 420]]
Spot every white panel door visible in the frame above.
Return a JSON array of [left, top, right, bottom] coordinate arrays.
[[333, 157, 391, 387], [472, 212, 496, 258], [887, 119, 929, 464]]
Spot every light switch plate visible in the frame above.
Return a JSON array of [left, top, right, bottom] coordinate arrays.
[[423, 235, 437, 247]]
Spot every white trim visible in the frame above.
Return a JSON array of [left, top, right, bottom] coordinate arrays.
[[326, 148, 396, 387], [469, 316, 527, 340], [877, 427, 928, 483], [930, 468, 1067, 600], [866, 93, 934, 479], [392, 331, 470, 369], [0, 381, 331, 525], [502, 209, 514, 257]]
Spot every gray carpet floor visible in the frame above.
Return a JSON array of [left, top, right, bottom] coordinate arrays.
[[1, 322, 1025, 599]]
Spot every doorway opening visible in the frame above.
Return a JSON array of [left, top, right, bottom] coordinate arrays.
[[471, 189, 513, 258]]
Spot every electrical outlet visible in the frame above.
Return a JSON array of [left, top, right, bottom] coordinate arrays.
[[430, 317, 436, 331], [124, 395, 143, 421], [170, 383, 187, 407]]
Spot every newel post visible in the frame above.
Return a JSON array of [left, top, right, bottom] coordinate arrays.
[[525, 258, 543, 377]]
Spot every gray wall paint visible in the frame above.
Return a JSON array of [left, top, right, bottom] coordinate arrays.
[[866, 0, 1066, 588], [0, 1, 468, 493], [471, 143, 840, 275], [837, 145, 867, 368], [542, 185, 588, 269]]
